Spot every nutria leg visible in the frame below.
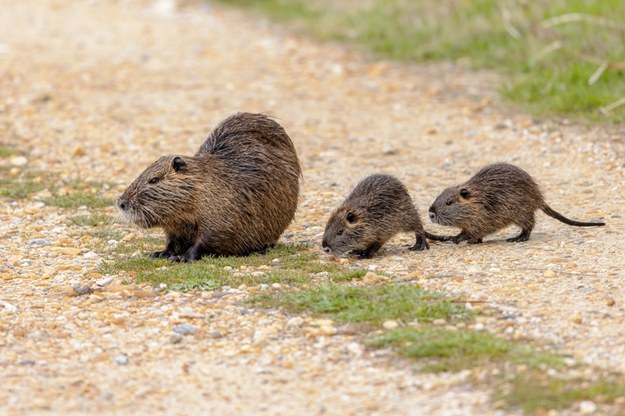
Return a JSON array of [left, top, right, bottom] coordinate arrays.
[[354, 242, 382, 259], [467, 238, 483, 244], [451, 231, 472, 244], [151, 234, 191, 259], [507, 228, 532, 242], [169, 244, 202, 263], [410, 232, 430, 251]]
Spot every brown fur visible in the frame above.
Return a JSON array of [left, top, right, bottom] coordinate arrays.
[[118, 112, 301, 262], [322, 174, 446, 258], [428, 163, 605, 244]]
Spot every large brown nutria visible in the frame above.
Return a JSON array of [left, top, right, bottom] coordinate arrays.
[[322, 174, 449, 259], [428, 162, 605, 244], [117, 112, 301, 262]]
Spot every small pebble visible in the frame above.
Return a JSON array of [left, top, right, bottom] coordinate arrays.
[[210, 330, 223, 339], [543, 269, 556, 278], [170, 333, 183, 344], [72, 283, 94, 296], [173, 324, 197, 335], [18, 359, 36, 366], [114, 355, 129, 365], [475, 323, 485, 331], [0, 301, 17, 313], [382, 320, 399, 330], [95, 277, 113, 287], [286, 317, 304, 327], [579, 400, 597, 414], [28, 238, 51, 246], [10, 155, 28, 166]]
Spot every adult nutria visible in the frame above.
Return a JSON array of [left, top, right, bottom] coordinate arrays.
[[428, 162, 605, 244], [117, 112, 301, 262], [322, 174, 449, 259]]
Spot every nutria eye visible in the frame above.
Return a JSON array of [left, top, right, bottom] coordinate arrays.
[[445, 200, 453, 206], [460, 188, 470, 199], [337, 229, 344, 236], [149, 177, 160, 184], [346, 212, 356, 223]]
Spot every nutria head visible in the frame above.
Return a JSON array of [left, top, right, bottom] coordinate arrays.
[[117, 155, 200, 229], [322, 205, 378, 257], [428, 185, 479, 229]]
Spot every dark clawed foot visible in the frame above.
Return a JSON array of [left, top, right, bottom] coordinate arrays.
[[507, 235, 530, 243], [254, 245, 270, 255], [467, 238, 483, 244], [150, 250, 169, 259], [410, 238, 430, 251]]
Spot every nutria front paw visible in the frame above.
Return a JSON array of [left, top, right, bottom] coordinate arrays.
[[150, 250, 170, 259]]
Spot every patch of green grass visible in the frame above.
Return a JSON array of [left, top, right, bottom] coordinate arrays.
[[44, 181, 114, 209], [328, 269, 367, 283], [367, 327, 563, 372], [70, 213, 115, 227], [217, 0, 625, 122], [0, 171, 50, 199], [494, 371, 625, 413], [99, 244, 347, 290], [251, 283, 470, 325], [0, 143, 22, 158]]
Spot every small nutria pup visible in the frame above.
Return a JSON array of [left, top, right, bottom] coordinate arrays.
[[118, 112, 301, 262], [428, 162, 605, 244], [322, 174, 448, 258]]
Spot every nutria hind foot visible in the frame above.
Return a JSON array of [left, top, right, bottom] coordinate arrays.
[[409, 233, 430, 251], [506, 229, 531, 242]]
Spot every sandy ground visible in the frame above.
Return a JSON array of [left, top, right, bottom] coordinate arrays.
[[1, 0, 624, 415]]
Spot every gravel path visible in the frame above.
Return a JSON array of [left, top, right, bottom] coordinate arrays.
[[1, 1, 624, 415]]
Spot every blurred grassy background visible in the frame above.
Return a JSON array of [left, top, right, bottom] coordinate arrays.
[[215, 0, 625, 123]]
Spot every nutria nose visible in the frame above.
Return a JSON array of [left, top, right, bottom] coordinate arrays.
[[118, 198, 127, 211], [321, 239, 330, 253], [429, 211, 436, 221]]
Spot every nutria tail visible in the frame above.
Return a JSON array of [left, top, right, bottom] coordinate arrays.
[[542, 205, 605, 227], [424, 231, 455, 242]]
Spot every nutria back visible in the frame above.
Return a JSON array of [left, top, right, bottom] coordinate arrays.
[[429, 163, 604, 244], [322, 174, 429, 258], [118, 112, 301, 261]]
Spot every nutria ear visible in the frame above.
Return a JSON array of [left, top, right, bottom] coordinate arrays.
[[460, 188, 470, 199], [172, 156, 186, 172]]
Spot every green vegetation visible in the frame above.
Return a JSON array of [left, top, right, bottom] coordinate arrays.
[[99, 243, 351, 289], [367, 327, 562, 372], [217, 0, 625, 122], [0, 168, 114, 209], [251, 283, 469, 325], [0, 143, 22, 158], [0, 171, 49, 199], [43, 181, 114, 209], [494, 372, 625, 413], [252, 282, 625, 412], [70, 213, 116, 227]]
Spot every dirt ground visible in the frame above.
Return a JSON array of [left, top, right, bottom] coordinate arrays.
[[1, 0, 624, 415]]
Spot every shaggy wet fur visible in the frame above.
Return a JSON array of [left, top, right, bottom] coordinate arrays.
[[322, 174, 446, 259], [428, 163, 605, 244], [118, 112, 301, 262]]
